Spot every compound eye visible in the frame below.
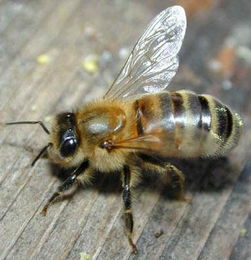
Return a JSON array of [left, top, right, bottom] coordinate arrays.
[[59, 129, 78, 157]]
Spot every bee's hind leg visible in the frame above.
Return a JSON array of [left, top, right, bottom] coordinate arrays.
[[41, 160, 89, 216], [165, 163, 188, 201], [138, 156, 188, 202], [122, 165, 138, 255]]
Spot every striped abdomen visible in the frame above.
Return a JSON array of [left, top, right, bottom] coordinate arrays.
[[134, 90, 243, 158]]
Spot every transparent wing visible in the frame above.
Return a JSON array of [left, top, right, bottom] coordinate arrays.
[[104, 6, 187, 100]]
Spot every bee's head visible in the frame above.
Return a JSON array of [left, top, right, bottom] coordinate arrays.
[[6, 112, 82, 167], [48, 112, 82, 166]]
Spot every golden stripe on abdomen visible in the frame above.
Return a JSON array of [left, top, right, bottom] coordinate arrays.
[[159, 92, 175, 131], [135, 95, 162, 136], [171, 92, 186, 149], [185, 92, 202, 128]]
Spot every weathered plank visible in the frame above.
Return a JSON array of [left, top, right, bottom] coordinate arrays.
[[0, 0, 250, 259]]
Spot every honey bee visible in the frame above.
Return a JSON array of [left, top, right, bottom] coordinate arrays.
[[6, 6, 243, 254]]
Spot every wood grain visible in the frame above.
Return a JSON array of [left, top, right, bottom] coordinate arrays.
[[0, 0, 250, 259]]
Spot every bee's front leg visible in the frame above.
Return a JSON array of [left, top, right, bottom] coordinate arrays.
[[41, 160, 89, 216], [41, 174, 78, 216], [122, 165, 138, 255]]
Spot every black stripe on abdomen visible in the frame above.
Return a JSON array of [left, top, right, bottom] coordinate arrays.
[[170, 92, 185, 128], [225, 106, 233, 139], [198, 96, 211, 132], [214, 99, 233, 141]]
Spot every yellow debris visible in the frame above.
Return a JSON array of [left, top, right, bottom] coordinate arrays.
[[31, 105, 37, 111], [80, 252, 91, 260], [44, 116, 52, 123], [239, 228, 247, 237], [37, 54, 51, 65], [82, 54, 99, 73]]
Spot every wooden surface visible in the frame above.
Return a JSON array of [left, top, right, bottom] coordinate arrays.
[[0, 0, 251, 259]]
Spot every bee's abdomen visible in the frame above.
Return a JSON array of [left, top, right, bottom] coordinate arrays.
[[135, 91, 242, 157]]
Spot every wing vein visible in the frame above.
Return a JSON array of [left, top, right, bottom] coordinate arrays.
[[104, 6, 186, 100]]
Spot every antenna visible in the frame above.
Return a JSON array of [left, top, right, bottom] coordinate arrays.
[[6, 121, 50, 134], [31, 143, 52, 166]]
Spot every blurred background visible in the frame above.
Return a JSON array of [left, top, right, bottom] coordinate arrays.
[[0, 0, 250, 259]]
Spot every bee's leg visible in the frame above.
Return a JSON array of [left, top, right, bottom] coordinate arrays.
[[41, 174, 79, 216], [165, 163, 186, 201], [122, 165, 138, 255], [41, 160, 89, 216], [139, 158, 187, 201]]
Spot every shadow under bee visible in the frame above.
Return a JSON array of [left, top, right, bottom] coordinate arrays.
[[48, 162, 122, 195], [48, 155, 237, 203], [140, 156, 238, 197]]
